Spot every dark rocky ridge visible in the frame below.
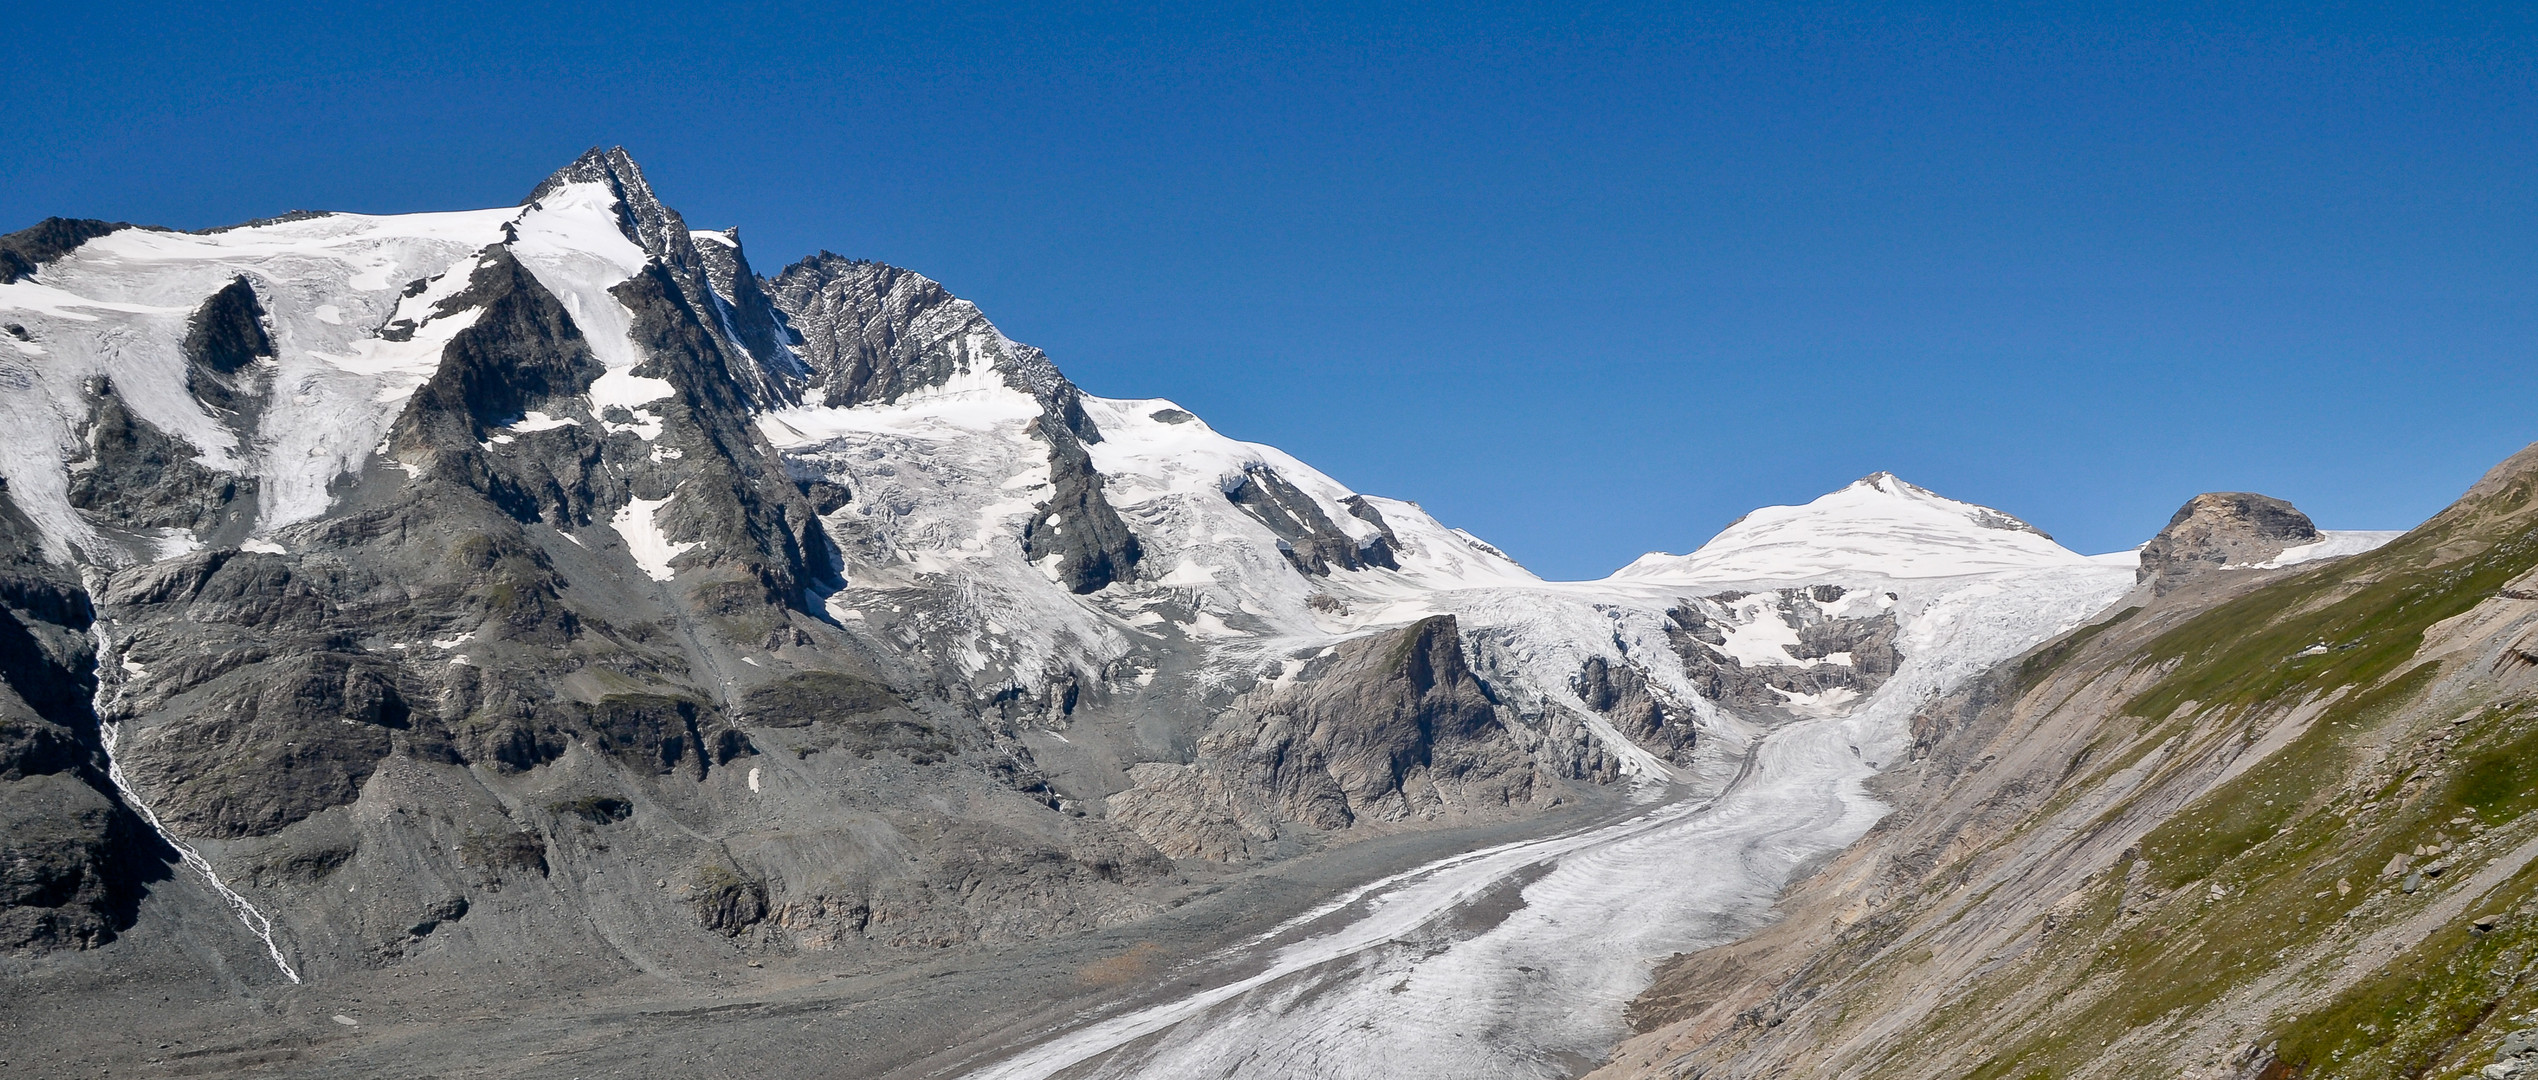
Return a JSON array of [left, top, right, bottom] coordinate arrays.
[[1022, 417, 1145, 592], [0, 217, 131, 284], [180, 275, 274, 416], [0, 486, 158, 952], [689, 227, 803, 386], [1226, 462, 1399, 575], [1108, 616, 1562, 860]]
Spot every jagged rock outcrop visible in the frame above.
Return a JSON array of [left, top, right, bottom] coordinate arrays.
[[1661, 587, 1903, 721], [1574, 654, 1696, 765], [1226, 463, 1398, 575], [2136, 491, 2319, 588], [1109, 616, 1547, 860]]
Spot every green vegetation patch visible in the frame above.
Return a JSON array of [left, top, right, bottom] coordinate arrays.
[[2270, 858, 2538, 1079], [2139, 662, 2440, 890], [2124, 525, 2538, 728], [2452, 713, 2538, 824]]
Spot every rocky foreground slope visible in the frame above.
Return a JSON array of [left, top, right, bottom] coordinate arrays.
[[1598, 454, 2538, 1080]]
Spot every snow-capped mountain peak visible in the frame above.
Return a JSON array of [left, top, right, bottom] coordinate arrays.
[[523, 146, 693, 268], [1611, 471, 2089, 584]]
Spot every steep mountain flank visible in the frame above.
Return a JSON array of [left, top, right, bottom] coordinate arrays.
[[0, 492, 154, 952], [1108, 615, 1555, 860], [0, 151, 1192, 985], [1599, 463, 2538, 1080]]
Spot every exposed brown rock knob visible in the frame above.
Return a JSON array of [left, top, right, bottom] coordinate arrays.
[[2136, 492, 2318, 585]]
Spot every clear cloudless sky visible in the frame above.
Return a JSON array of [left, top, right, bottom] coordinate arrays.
[[4, 1, 2534, 578]]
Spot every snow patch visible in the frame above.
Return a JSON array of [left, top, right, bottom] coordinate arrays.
[[612, 495, 695, 581], [508, 410, 579, 432], [2247, 529, 2406, 569]]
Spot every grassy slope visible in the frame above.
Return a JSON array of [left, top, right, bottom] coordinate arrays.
[[1606, 447, 2538, 1080], [1887, 449, 2538, 1080]]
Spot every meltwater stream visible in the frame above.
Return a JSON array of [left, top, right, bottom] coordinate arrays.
[[964, 710, 1888, 1080], [89, 615, 302, 984]]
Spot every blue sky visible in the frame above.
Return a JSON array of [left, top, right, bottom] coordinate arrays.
[[5, 2, 2533, 578]]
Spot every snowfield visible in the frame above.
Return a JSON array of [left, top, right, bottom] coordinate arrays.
[[0, 209, 515, 561]]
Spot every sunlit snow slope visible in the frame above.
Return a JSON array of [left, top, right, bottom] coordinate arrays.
[[0, 210, 515, 561]]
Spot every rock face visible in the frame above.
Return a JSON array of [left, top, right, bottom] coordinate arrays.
[[1108, 616, 1553, 860], [0, 489, 152, 952], [1662, 586, 1904, 725], [2135, 491, 2319, 586], [1573, 655, 1696, 765]]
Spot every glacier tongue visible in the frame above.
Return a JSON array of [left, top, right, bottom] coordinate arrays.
[[962, 558, 2135, 1080]]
